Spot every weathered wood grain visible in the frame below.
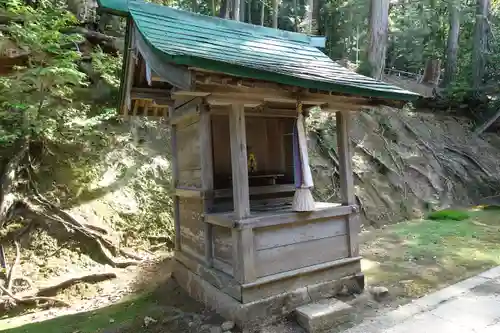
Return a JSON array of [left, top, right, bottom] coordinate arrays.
[[179, 197, 205, 257], [254, 235, 349, 277], [211, 114, 231, 177], [213, 258, 234, 276], [178, 169, 202, 188], [229, 104, 250, 219], [175, 250, 241, 301], [212, 225, 233, 264], [241, 257, 361, 303], [336, 111, 360, 257], [232, 228, 256, 283], [266, 118, 285, 172], [213, 184, 295, 199], [175, 187, 206, 198], [205, 203, 353, 229], [199, 103, 215, 266], [171, 124, 181, 250], [177, 121, 201, 171], [254, 217, 347, 250], [171, 97, 201, 125], [246, 117, 269, 172]]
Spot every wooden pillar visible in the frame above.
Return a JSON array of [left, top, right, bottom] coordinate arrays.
[[232, 228, 256, 283], [229, 104, 250, 219], [199, 102, 214, 266], [336, 111, 360, 257], [229, 104, 255, 283], [121, 20, 135, 117], [171, 122, 181, 251]]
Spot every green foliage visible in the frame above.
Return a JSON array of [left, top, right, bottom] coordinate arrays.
[[91, 48, 123, 89], [426, 209, 471, 221], [0, 0, 88, 148]]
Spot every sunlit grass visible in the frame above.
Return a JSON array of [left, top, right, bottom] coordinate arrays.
[[426, 208, 470, 221], [361, 208, 500, 299], [0, 293, 160, 333]]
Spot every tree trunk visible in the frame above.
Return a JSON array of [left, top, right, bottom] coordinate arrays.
[[260, 0, 265, 25], [312, 0, 321, 34], [421, 58, 442, 86], [191, 0, 198, 12], [247, 0, 252, 23], [306, 0, 313, 34], [272, 0, 278, 28], [472, 0, 490, 93], [293, 0, 298, 31], [240, 0, 245, 21], [442, 0, 460, 87], [219, 0, 229, 18], [367, 0, 390, 80], [233, 0, 241, 21], [211, 0, 216, 16]]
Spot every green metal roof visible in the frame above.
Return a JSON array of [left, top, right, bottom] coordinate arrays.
[[98, 0, 420, 101], [96, 0, 129, 16]]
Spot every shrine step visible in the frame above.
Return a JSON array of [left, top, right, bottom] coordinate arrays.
[[294, 298, 353, 333]]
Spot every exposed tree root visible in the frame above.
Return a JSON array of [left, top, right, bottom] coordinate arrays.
[[6, 241, 20, 292], [0, 143, 142, 312], [0, 285, 70, 308], [0, 143, 29, 277], [0, 143, 28, 224], [23, 202, 141, 268], [36, 272, 117, 297], [444, 145, 492, 177]]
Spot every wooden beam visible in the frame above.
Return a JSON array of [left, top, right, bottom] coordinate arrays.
[[199, 102, 215, 267], [321, 105, 367, 113], [175, 187, 206, 198], [211, 107, 296, 118], [205, 204, 355, 229], [120, 20, 135, 117], [192, 84, 373, 109], [171, 124, 181, 251], [232, 228, 256, 283], [130, 87, 173, 106], [229, 104, 250, 219], [170, 97, 202, 125], [336, 111, 359, 257], [213, 184, 295, 199], [241, 256, 361, 290], [172, 91, 211, 99], [263, 97, 324, 106]]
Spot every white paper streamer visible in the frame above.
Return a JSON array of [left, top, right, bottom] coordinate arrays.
[[297, 113, 314, 188]]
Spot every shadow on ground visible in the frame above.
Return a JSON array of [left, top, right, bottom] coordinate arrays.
[[4, 209, 500, 333], [1, 277, 227, 333]]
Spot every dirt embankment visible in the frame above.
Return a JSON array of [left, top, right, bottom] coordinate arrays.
[[311, 106, 500, 228]]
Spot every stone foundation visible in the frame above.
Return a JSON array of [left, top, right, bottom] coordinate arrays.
[[172, 257, 364, 331]]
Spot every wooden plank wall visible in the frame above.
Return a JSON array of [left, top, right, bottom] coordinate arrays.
[[176, 115, 202, 188], [211, 114, 232, 180], [212, 225, 233, 274], [245, 117, 269, 172], [253, 217, 349, 278], [211, 114, 294, 189], [179, 197, 205, 258]]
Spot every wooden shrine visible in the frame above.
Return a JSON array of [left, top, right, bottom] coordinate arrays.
[[97, 0, 419, 329]]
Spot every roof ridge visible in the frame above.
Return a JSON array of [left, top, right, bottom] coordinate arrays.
[[128, 0, 312, 44]]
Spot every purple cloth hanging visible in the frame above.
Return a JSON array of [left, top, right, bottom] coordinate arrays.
[[293, 118, 302, 188]]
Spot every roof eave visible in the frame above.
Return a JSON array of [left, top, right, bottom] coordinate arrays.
[[96, 0, 130, 17], [166, 53, 420, 102]]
